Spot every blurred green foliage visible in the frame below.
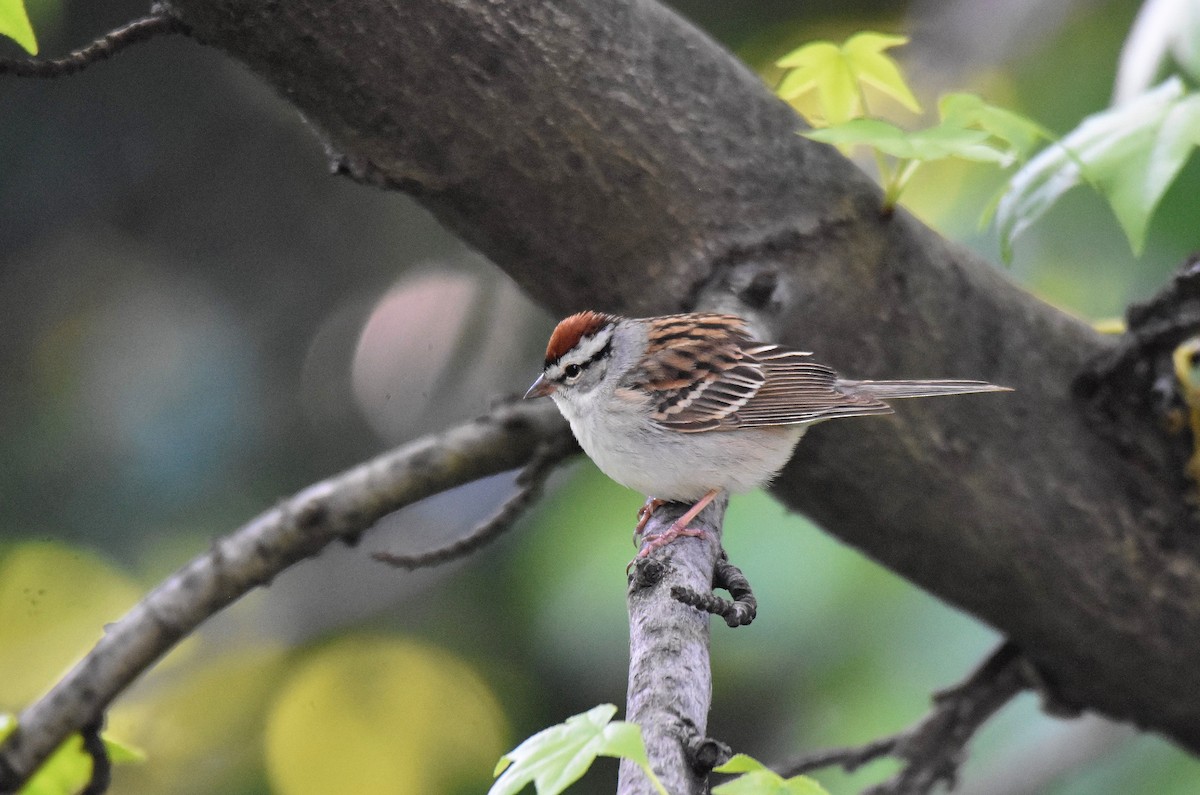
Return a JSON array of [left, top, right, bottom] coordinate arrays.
[[4, 1, 1200, 794]]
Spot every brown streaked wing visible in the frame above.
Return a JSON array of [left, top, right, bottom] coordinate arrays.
[[642, 315, 766, 432], [730, 346, 893, 427]]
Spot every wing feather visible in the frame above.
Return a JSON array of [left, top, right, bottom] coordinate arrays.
[[642, 321, 893, 432]]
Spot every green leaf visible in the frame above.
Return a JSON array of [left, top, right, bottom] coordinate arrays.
[[102, 734, 145, 765], [996, 76, 1200, 257], [0, 0, 37, 54], [842, 32, 920, 113], [714, 753, 770, 774], [805, 118, 1005, 163], [713, 754, 830, 795], [776, 32, 917, 125], [776, 41, 860, 125], [938, 93, 1051, 159], [490, 705, 664, 795]]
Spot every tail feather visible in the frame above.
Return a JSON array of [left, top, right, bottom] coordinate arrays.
[[836, 379, 1011, 401]]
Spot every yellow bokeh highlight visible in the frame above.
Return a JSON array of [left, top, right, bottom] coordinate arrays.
[[265, 635, 507, 795], [109, 645, 289, 795], [0, 542, 141, 709]]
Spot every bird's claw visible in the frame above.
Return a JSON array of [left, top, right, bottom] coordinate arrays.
[[626, 522, 708, 574], [632, 497, 667, 545]]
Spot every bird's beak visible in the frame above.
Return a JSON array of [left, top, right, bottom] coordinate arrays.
[[524, 374, 557, 399]]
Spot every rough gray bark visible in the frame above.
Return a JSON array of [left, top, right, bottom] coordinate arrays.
[[153, 0, 1200, 752]]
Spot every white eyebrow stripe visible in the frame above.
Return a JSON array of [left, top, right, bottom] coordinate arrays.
[[545, 328, 613, 380], [565, 329, 612, 365]]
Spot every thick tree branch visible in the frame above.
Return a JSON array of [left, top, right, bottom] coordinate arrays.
[[139, 0, 1200, 750], [621, 496, 727, 795], [0, 400, 571, 790]]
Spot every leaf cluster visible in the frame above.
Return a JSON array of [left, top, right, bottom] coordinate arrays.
[[490, 706, 830, 795], [775, 29, 1200, 257]]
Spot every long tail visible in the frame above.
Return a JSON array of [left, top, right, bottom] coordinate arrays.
[[836, 379, 1012, 400]]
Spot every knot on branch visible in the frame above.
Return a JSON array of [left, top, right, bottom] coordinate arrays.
[[629, 556, 666, 590], [685, 733, 732, 775], [1075, 255, 1200, 525]]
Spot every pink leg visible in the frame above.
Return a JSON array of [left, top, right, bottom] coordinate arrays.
[[636, 488, 721, 559], [632, 497, 667, 545]]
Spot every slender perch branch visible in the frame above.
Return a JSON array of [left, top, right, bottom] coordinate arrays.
[[0, 400, 571, 790], [0, 12, 185, 78], [371, 432, 578, 570], [620, 496, 727, 795]]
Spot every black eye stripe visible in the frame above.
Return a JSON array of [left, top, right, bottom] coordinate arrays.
[[555, 337, 612, 381], [591, 338, 613, 365]]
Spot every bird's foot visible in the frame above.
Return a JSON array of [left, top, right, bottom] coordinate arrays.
[[632, 497, 667, 545], [636, 521, 707, 558], [628, 489, 721, 571]]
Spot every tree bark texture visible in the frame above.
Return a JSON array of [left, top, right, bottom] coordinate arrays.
[[620, 497, 727, 795], [160, 0, 1200, 750]]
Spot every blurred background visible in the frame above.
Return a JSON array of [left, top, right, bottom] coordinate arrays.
[[2, 0, 1199, 792]]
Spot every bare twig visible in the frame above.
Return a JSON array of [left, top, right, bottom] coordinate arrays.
[[0, 400, 570, 791], [780, 641, 1029, 794], [670, 553, 756, 627], [371, 434, 578, 569], [0, 13, 185, 78], [78, 716, 110, 795]]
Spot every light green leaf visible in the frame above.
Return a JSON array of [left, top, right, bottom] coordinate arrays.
[[776, 32, 917, 125], [805, 118, 1005, 163], [776, 41, 860, 125], [714, 753, 770, 774], [938, 93, 1051, 158], [102, 734, 145, 764], [996, 76, 1200, 257], [842, 32, 920, 113], [490, 705, 664, 795], [713, 754, 830, 795], [0, 0, 37, 54]]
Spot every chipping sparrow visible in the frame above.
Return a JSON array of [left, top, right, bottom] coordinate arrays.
[[524, 311, 1009, 557]]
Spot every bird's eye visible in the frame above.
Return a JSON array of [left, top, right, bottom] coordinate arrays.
[[564, 363, 582, 379]]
